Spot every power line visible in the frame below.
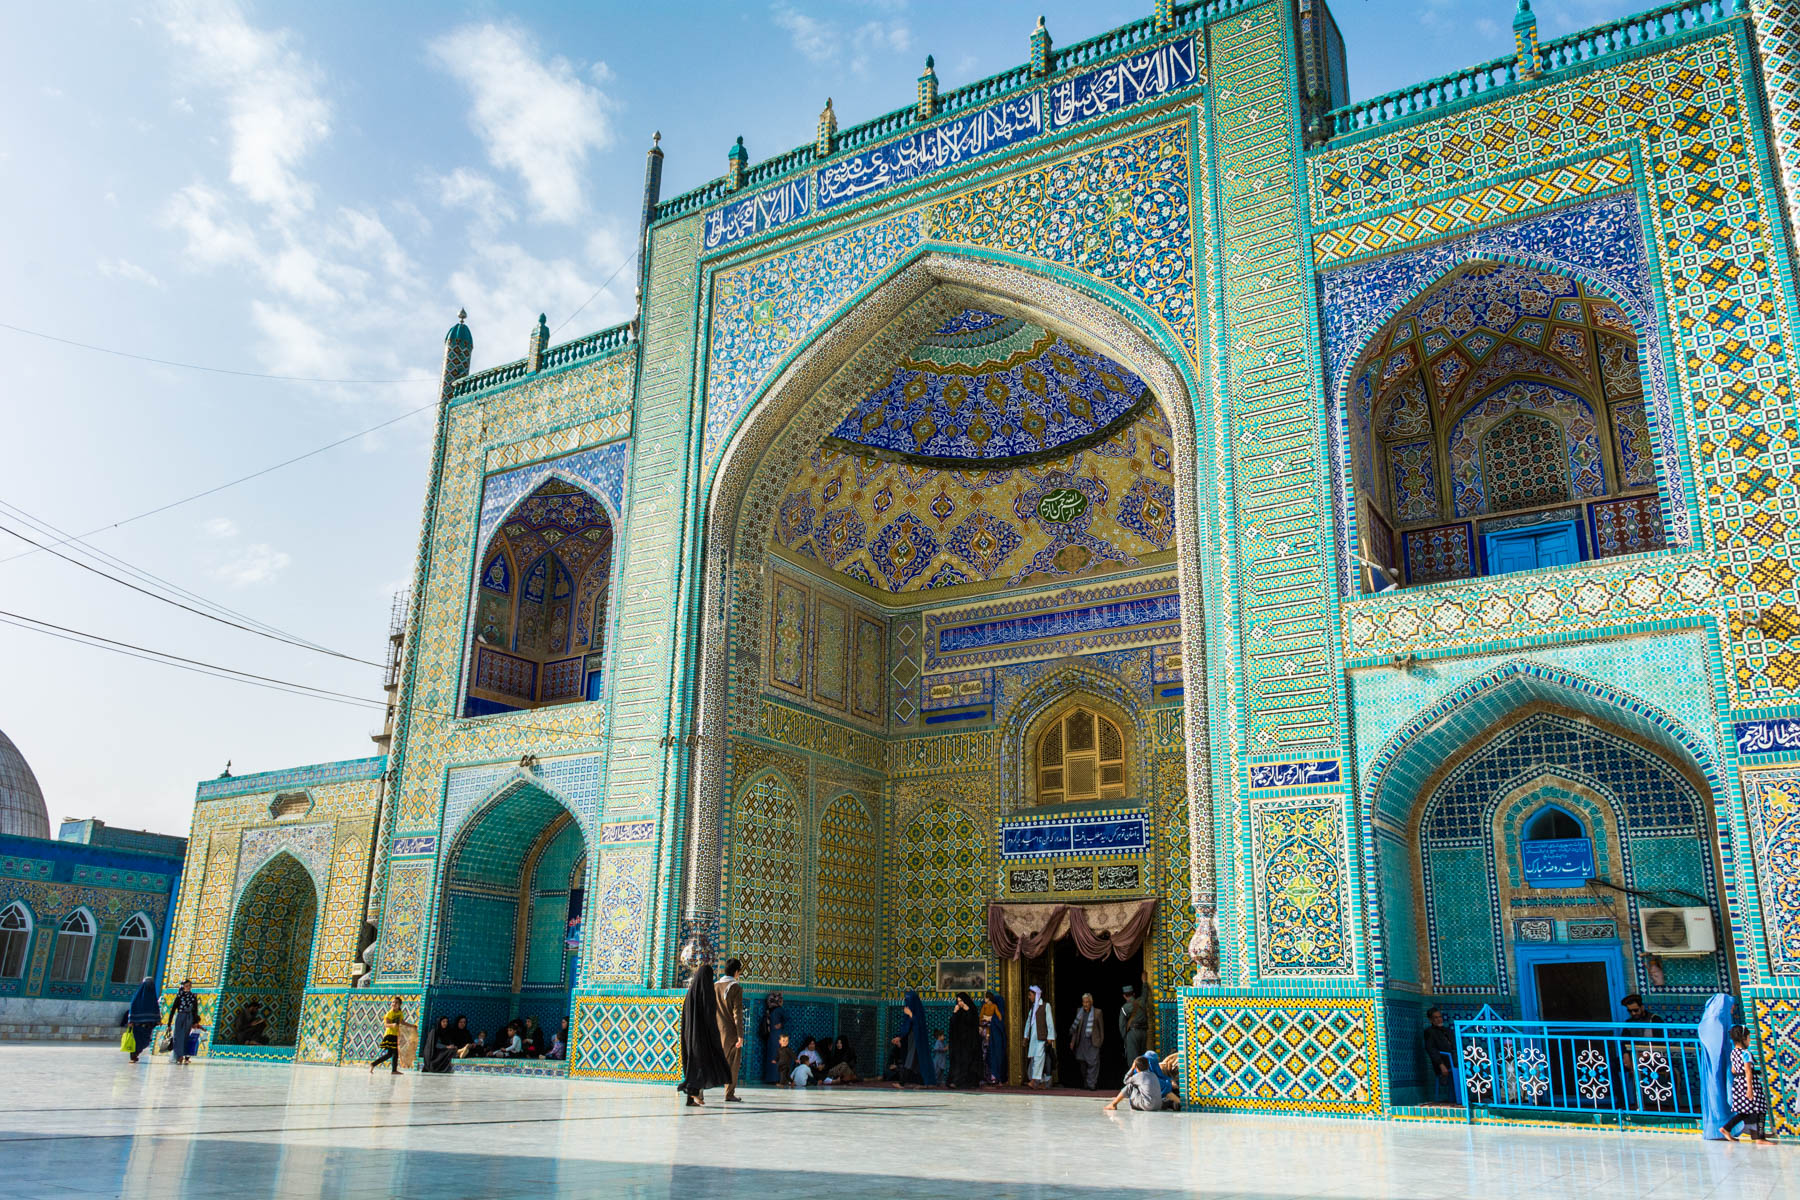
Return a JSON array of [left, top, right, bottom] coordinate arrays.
[[0, 607, 677, 745], [0, 318, 438, 384], [0, 499, 347, 660], [0, 611, 384, 710], [0, 401, 435, 566], [549, 253, 639, 337], [0, 518, 386, 669]]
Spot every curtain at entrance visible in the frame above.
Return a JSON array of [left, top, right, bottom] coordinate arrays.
[[986, 900, 1156, 961], [1068, 900, 1157, 961]]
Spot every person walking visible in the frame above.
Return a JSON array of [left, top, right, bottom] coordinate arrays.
[[1024, 985, 1054, 1088], [369, 998, 411, 1074], [121, 976, 158, 1064], [166, 979, 202, 1066], [715, 957, 745, 1102], [889, 989, 937, 1087], [1723, 1024, 1776, 1143], [948, 992, 984, 1088], [679, 961, 732, 1107], [981, 989, 1006, 1085], [1118, 985, 1146, 1072], [1068, 992, 1105, 1090]]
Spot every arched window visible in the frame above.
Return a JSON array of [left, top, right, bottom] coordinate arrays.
[[1037, 706, 1126, 806], [49, 909, 95, 983], [110, 913, 155, 985], [1524, 805, 1584, 841], [1342, 261, 1672, 592], [1519, 804, 1594, 887], [464, 477, 616, 718], [0, 903, 30, 978]]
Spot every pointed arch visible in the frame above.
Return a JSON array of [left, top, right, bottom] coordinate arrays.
[[684, 251, 1213, 965], [220, 851, 321, 1045]]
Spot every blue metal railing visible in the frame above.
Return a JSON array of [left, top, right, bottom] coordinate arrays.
[[1454, 1013, 1702, 1121]]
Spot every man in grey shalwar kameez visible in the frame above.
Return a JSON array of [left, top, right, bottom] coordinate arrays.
[[1068, 992, 1105, 1089]]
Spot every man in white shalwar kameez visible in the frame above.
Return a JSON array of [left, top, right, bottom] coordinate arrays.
[[1025, 985, 1055, 1088]]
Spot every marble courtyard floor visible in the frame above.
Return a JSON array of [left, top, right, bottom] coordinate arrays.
[[1, 1045, 1796, 1199]]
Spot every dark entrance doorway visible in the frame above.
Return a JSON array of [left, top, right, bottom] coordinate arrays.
[[1535, 960, 1613, 1022], [1050, 939, 1142, 1092]]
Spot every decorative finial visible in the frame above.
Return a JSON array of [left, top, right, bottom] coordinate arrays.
[[817, 98, 838, 157], [527, 313, 550, 372], [1513, 0, 1542, 79], [653, 130, 662, 147], [1030, 15, 1053, 77], [727, 135, 749, 189], [457, 308, 467, 322], [918, 56, 940, 120], [219, 760, 232, 778]]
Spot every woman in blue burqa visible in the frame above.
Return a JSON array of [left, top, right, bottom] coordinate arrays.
[[1697, 993, 1735, 1140], [889, 989, 937, 1087], [981, 988, 1006, 1085]]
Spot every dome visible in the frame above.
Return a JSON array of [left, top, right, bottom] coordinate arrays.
[[0, 727, 49, 839], [824, 308, 1153, 468]]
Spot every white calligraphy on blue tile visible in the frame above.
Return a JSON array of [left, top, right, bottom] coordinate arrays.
[[1049, 36, 1200, 130], [703, 176, 811, 251], [816, 94, 1044, 211]]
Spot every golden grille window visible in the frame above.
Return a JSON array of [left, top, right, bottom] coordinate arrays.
[[1037, 707, 1125, 806]]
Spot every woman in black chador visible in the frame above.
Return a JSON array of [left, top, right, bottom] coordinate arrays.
[[947, 992, 985, 1088], [679, 962, 733, 1107]]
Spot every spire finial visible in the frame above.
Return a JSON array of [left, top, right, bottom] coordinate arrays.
[[457, 308, 467, 322]]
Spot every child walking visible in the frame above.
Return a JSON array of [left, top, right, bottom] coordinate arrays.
[[1723, 1025, 1777, 1143]]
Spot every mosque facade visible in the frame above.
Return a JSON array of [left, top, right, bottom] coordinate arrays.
[[158, 0, 1800, 1125]]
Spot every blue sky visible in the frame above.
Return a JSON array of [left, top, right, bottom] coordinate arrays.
[[0, 0, 1647, 837]]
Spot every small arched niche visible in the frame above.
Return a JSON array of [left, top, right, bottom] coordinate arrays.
[[464, 477, 617, 717], [1342, 260, 1673, 592]]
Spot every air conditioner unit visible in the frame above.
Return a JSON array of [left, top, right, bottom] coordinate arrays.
[[1638, 907, 1716, 956]]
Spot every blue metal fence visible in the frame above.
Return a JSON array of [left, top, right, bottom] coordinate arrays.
[[1453, 1009, 1701, 1122]]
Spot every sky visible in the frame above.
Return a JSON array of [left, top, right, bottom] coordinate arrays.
[[0, 0, 1651, 838]]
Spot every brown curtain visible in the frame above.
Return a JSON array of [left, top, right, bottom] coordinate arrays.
[[1067, 899, 1157, 961], [987, 899, 1156, 961], [986, 902, 1069, 960]]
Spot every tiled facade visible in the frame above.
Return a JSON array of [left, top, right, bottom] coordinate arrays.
[[168, 0, 1800, 1126]]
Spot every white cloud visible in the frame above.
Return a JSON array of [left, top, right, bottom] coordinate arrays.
[[161, 0, 332, 217], [97, 258, 164, 289], [435, 167, 516, 235], [429, 24, 613, 224], [202, 516, 237, 538], [771, 3, 912, 73], [212, 542, 291, 587], [773, 4, 840, 63]]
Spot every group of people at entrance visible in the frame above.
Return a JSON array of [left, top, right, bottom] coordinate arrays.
[[1022, 984, 1149, 1090], [678, 963, 1174, 1109]]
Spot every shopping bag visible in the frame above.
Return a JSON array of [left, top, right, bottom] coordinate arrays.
[[155, 1033, 173, 1054], [185, 1029, 202, 1057], [121, 1029, 136, 1054]]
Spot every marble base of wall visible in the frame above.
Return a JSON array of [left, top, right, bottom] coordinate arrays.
[[0, 996, 131, 1039]]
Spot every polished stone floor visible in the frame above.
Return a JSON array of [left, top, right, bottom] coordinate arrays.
[[2, 1045, 1796, 1199]]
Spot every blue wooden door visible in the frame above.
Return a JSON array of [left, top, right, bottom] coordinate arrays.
[[1484, 521, 1582, 576]]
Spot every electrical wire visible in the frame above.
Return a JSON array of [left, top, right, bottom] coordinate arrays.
[[0, 401, 436, 566], [0, 499, 347, 660], [0, 611, 383, 710], [0, 607, 679, 745], [0, 518, 387, 669], [0, 318, 437, 384], [549, 253, 639, 337]]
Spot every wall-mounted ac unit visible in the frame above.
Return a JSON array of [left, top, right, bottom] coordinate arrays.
[[1638, 907, 1716, 956]]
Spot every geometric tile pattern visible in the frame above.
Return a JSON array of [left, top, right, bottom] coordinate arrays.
[[295, 991, 348, 1063], [569, 995, 681, 1081], [1753, 997, 1800, 1136], [219, 853, 318, 1046], [1182, 995, 1381, 1114], [1312, 150, 1636, 264], [814, 794, 878, 991], [888, 803, 987, 995], [728, 774, 802, 984]]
